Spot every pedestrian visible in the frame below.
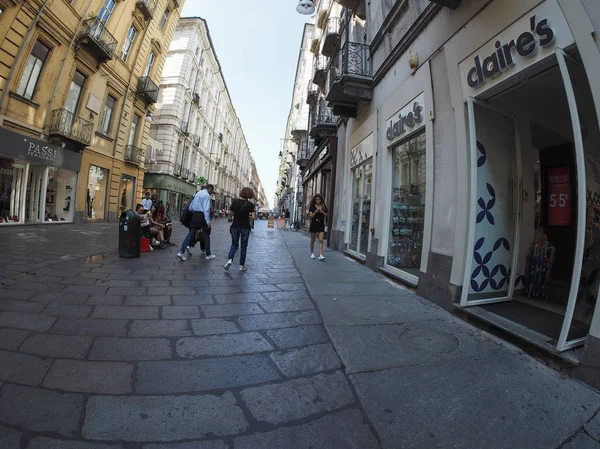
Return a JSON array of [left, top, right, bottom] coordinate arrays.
[[224, 187, 256, 271], [165, 202, 171, 219], [177, 184, 216, 261], [142, 191, 153, 213], [284, 208, 291, 230], [309, 193, 328, 261]]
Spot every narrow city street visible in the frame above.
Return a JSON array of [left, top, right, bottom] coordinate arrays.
[[0, 220, 599, 449]]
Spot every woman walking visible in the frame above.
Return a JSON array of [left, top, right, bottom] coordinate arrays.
[[224, 187, 256, 271], [309, 194, 328, 261]]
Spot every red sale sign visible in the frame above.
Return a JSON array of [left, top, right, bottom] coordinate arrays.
[[547, 166, 571, 226]]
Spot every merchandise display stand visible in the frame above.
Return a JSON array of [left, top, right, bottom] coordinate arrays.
[[525, 236, 555, 298]]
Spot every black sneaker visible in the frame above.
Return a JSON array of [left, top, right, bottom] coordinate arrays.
[[65, 185, 72, 190]]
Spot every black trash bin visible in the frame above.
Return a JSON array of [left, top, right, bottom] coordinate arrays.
[[119, 209, 141, 258]]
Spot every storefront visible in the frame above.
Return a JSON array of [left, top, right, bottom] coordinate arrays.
[[144, 173, 196, 218], [301, 137, 337, 240], [447, 0, 600, 354], [120, 174, 136, 215], [0, 127, 81, 225]]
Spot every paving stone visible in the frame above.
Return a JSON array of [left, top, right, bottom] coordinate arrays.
[[108, 273, 151, 280], [30, 292, 89, 304], [259, 299, 314, 313], [95, 279, 141, 287], [82, 393, 248, 441], [27, 437, 124, 448], [0, 299, 46, 314], [5, 281, 64, 292], [143, 441, 227, 449], [105, 287, 148, 296], [0, 328, 30, 350], [585, 412, 600, 442], [60, 277, 99, 286], [0, 424, 21, 449], [266, 325, 329, 349], [261, 290, 310, 301], [275, 283, 307, 291], [149, 287, 197, 296], [91, 306, 158, 320], [51, 318, 128, 337], [85, 295, 125, 305], [77, 271, 110, 280], [172, 294, 215, 305], [241, 371, 354, 425], [213, 293, 266, 304], [136, 356, 282, 393], [162, 306, 200, 319], [129, 320, 192, 337], [0, 384, 83, 437], [43, 303, 94, 318], [238, 311, 322, 331], [241, 284, 282, 293], [124, 296, 172, 306], [0, 311, 56, 332], [62, 285, 109, 295], [195, 287, 244, 295], [233, 408, 380, 449], [89, 337, 171, 361], [0, 290, 37, 300], [176, 333, 273, 358], [43, 360, 133, 394], [207, 279, 264, 287], [190, 318, 240, 336], [562, 433, 600, 449], [270, 343, 341, 377], [20, 333, 93, 359], [201, 303, 264, 318]]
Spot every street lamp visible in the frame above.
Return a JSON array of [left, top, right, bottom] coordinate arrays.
[[296, 0, 315, 15]]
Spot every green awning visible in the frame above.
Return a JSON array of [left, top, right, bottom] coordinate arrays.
[[143, 174, 197, 196]]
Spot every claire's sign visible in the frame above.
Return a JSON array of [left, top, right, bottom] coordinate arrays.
[[386, 93, 425, 143]]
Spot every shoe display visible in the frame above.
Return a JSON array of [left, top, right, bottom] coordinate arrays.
[[177, 252, 187, 261], [63, 203, 70, 212], [65, 185, 72, 190], [65, 196, 71, 201], [205, 254, 216, 260], [224, 259, 232, 270], [53, 214, 59, 221]]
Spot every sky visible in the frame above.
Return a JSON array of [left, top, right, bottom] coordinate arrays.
[[181, 1, 311, 209]]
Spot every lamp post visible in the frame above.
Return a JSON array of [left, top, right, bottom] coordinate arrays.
[[296, 0, 315, 15]]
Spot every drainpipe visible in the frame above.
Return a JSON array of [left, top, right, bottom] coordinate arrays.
[[0, 0, 54, 113], [43, 0, 95, 131]]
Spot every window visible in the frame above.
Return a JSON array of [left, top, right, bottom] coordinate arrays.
[[99, 95, 116, 135], [97, 0, 115, 24], [16, 41, 50, 100], [87, 165, 109, 220], [143, 51, 155, 77], [120, 26, 137, 62], [128, 114, 140, 146], [64, 71, 86, 114], [160, 8, 170, 29]]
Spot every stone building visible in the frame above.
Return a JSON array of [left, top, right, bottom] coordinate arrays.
[[0, 0, 183, 224], [145, 17, 259, 214]]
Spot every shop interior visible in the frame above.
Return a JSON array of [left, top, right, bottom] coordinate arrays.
[[465, 47, 600, 351]]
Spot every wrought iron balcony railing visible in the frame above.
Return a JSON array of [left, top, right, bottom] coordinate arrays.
[[328, 42, 371, 89], [137, 76, 159, 105], [174, 163, 182, 176], [298, 140, 315, 161], [124, 145, 143, 165], [78, 18, 117, 61], [135, 0, 156, 21], [48, 109, 93, 146], [311, 99, 337, 128]]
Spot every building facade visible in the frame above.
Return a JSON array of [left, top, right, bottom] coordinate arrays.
[[297, 0, 600, 387], [0, 0, 183, 225], [275, 24, 315, 225], [146, 17, 259, 215]]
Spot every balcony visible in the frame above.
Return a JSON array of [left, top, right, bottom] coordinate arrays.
[[48, 109, 93, 148], [296, 140, 314, 169], [124, 145, 143, 165], [180, 120, 189, 135], [291, 119, 308, 141], [322, 17, 341, 58], [78, 18, 117, 61], [312, 55, 328, 90], [136, 76, 159, 105], [306, 82, 318, 106], [326, 42, 373, 118], [310, 99, 337, 145], [174, 163, 182, 176], [135, 0, 156, 21]]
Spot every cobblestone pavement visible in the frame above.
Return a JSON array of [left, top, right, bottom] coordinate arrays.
[[0, 220, 599, 449]]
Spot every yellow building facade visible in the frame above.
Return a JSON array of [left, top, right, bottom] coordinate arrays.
[[0, 0, 182, 225]]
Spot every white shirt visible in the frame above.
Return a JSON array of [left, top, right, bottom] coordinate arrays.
[[189, 189, 211, 224], [142, 198, 153, 211]]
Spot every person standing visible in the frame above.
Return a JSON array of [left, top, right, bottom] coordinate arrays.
[[309, 194, 328, 261], [224, 187, 256, 272], [284, 209, 291, 230], [177, 184, 215, 261], [142, 191, 153, 213]]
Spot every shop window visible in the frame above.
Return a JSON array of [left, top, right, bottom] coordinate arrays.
[[45, 167, 77, 222], [0, 157, 26, 224], [120, 174, 135, 214], [120, 25, 137, 62], [99, 95, 116, 136], [16, 41, 50, 100], [87, 165, 108, 220], [160, 8, 170, 30], [388, 131, 426, 276]]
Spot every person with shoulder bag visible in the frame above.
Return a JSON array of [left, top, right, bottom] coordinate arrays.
[[177, 185, 215, 262], [224, 187, 256, 272]]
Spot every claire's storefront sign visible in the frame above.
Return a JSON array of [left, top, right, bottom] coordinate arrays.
[[386, 93, 425, 144], [0, 127, 82, 172]]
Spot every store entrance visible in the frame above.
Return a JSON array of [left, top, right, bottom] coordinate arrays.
[[461, 48, 600, 352], [348, 160, 372, 258]]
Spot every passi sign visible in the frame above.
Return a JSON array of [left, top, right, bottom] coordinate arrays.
[[467, 15, 555, 89]]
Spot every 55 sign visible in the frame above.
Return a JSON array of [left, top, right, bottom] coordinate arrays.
[[547, 166, 571, 227]]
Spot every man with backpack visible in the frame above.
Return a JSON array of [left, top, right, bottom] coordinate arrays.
[[178, 184, 215, 262]]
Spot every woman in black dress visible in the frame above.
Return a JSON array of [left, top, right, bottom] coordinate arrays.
[[309, 194, 328, 261]]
